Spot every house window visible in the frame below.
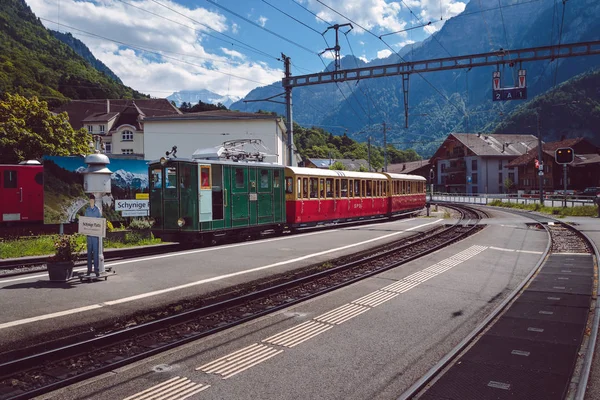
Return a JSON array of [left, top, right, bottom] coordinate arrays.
[[122, 149, 134, 155], [122, 130, 133, 141], [472, 173, 478, 184], [508, 172, 515, 182], [105, 143, 112, 154], [471, 159, 477, 171], [99, 125, 105, 134], [87, 125, 93, 134], [441, 164, 446, 172], [498, 172, 503, 184], [498, 160, 503, 169]]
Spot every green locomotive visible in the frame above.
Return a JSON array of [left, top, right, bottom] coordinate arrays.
[[149, 156, 286, 243]]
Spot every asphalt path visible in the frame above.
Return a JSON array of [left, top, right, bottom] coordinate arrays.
[[38, 208, 554, 400], [0, 216, 445, 352]]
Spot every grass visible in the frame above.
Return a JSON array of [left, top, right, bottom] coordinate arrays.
[[489, 200, 598, 217], [0, 234, 162, 259]]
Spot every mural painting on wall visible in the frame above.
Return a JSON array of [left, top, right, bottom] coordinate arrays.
[[43, 156, 149, 224]]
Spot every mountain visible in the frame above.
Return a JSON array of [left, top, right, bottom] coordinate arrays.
[[111, 169, 149, 190], [231, 0, 600, 157], [492, 68, 600, 144], [167, 89, 240, 108], [50, 30, 123, 85], [0, 0, 147, 107]]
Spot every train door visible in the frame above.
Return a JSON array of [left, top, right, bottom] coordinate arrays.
[[1, 168, 21, 222], [211, 164, 225, 230], [230, 166, 249, 227], [163, 164, 179, 230], [149, 165, 163, 230], [248, 168, 258, 225], [272, 169, 284, 223], [257, 168, 274, 224], [198, 165, 212, 222]]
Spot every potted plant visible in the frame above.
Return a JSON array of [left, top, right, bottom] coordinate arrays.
[[47, 234, 84, 282]]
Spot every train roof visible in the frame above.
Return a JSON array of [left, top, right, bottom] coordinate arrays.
[[384, 172, 427, 181], [148, 158, 285, 168], [285, 166, 387, 180]]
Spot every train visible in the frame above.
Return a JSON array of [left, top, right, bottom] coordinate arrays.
[[0, 162, 44, 224], [149, 157, 427, 243]]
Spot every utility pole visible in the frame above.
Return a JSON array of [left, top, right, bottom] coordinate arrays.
[[536, 111, 544, 205], [383, 121, 387, 172], [368, 136, 371, 171], [282, 54, 294, 166]]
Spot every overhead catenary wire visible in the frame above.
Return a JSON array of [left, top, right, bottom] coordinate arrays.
[[553, 0, 568, 87], [204, 0, 317, 55]]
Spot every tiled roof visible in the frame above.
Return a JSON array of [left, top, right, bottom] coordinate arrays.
[[54, 99, 181, 130], [82, 112, 119, 123], [507, 138, 591, 167], [387, 159, 431, 174], [451, 133, 538, 157], [144, 110, 280, 121]]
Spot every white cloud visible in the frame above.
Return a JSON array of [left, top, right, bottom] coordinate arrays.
[[395, 39, 416, 48], [321, 51, 336, 60], [423, 24, 439, 34], [231, 23, 239, 34], [221, 48, 245, 59], [359, 41, 365, 46], [26, 0, 282, 98], [377, 49, 393, 59], [306, 0, 407, 34], [359, 55, 369, 62], [258, 16, 268, 27], [418, 0, 466, 24]]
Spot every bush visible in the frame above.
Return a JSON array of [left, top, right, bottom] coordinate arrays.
[[128, 218, 154, 230], [106, 220, 114, 232]]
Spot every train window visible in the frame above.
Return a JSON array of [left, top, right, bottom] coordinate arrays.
[[341, 179, 348, 198], [325, 178, 333, 198], [377, 181, 381, 196], [235, 168, 244, 188], [348, 179, 353, 197], [402, 181, 406, 194], [319, 178, 325, 198], [260, 170, 269, 189], [181, 166, 192, 190], [274, 170, 281, 188], [3, 170, 17, 188], [151, 168, 162, 190], [165, 166, 177, 199], [310, 178, 318, 198], [286, 177, 294, 194], [34, 172, 43, 186], [200, 166, 211, 189], [354, 180, 360, 197], [335, 179, 340, 198], [303, 178, 309, 198], [407, 182, 411, 193], [366, 181, 372, 197]]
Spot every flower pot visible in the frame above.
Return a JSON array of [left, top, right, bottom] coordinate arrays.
[[47, 261, 75, 282]]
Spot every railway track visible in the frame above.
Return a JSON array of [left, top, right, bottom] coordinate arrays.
[[0, 206, 486, 400], [399, 208, 599, 400]]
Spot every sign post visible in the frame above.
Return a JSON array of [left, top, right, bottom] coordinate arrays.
[[493, 69, 527, 101]]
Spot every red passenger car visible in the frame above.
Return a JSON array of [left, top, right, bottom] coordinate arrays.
[[0, 163, 44, 224], [284, 167, 425, 227]]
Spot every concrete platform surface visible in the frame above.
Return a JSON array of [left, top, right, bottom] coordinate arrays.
[[35, 209, 557, 400]]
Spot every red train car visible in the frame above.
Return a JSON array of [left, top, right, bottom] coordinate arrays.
[[284, 167, 425, 227], [0, 163, 44, 224]]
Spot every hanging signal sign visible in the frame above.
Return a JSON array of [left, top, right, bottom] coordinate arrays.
[[492, 70, 527, 101]]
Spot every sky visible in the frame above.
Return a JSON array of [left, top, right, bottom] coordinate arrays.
[[27, 0, 468, 99]]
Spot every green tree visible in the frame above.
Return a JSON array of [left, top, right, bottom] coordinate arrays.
[[504, 178, 514, 193], [0, 93, 90, 163], [329, 161, 347, 170]]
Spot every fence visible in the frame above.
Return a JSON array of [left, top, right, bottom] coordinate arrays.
[[431, 193, 596, 208]]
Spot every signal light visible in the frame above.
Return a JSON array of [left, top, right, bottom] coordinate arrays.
[[555, 147, 574, 164]]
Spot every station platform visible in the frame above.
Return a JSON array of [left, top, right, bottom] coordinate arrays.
[[31, 207, 583, 400], [0, 216, 447, 354]]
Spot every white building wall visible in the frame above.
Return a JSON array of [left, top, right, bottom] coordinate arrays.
[[144, 119, 290, 165]]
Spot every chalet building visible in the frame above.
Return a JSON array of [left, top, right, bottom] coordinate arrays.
[[430, 133, 538, 194], [143, 110, 298, 166], [303, 158, 369, 171], [54, 99, 181, 159], [507, 137, 600, 192], [387, 159, 432, 180]]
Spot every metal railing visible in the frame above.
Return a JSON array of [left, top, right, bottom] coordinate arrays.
[[431, 193, 597, 208]]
